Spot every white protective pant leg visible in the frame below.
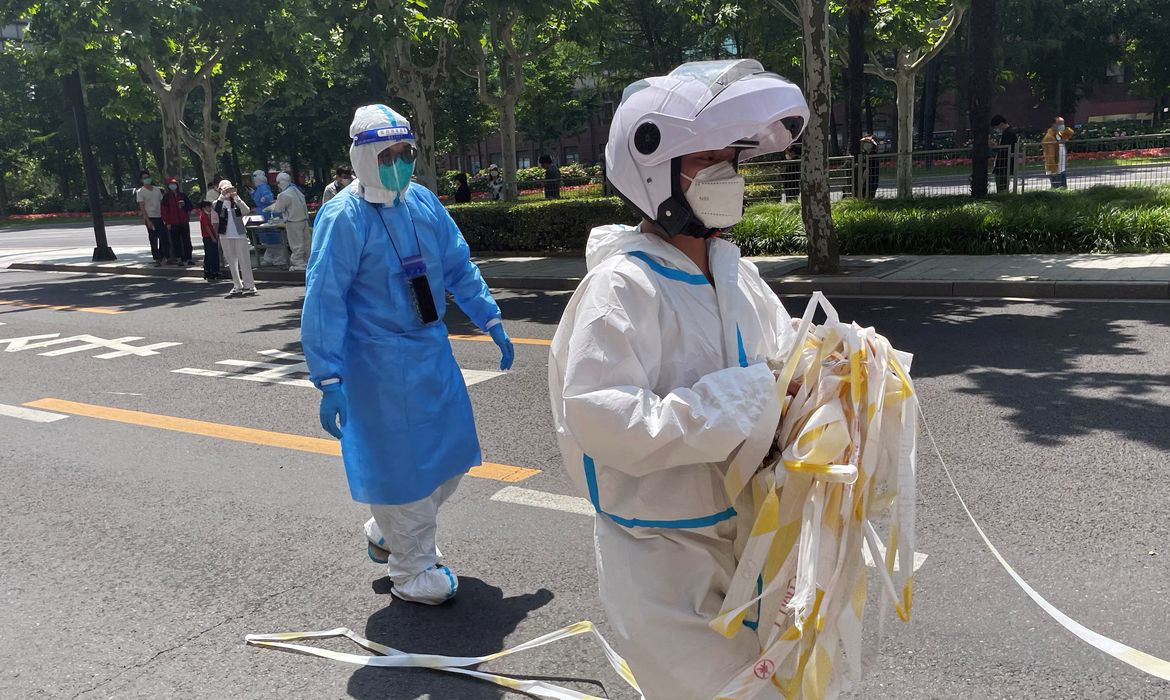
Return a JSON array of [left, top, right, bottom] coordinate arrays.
[[222, 237, 255, 291], [594, 516, 782, 700], [285, 220, 310, 271], [261, 232, 290, 267], [367, 473, 463, 605]]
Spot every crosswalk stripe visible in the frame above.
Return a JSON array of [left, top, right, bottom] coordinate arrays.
[[0, 403, 69, 423]]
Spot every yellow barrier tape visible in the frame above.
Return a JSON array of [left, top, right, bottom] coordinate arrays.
[[921, 408, 1170, 682], [245, 620, 644, 700]]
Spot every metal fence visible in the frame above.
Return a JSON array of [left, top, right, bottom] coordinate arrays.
[[739, 132, 1170, 202], [739, 154, 856, 202]]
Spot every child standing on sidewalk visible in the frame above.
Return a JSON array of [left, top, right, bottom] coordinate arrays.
[[197, 200, 221, 281]]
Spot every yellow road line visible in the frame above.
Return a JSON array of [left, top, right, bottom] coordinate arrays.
[[449, 333, 551, 347], [0, 299, 124, 315], [24, 398, 540, 484]]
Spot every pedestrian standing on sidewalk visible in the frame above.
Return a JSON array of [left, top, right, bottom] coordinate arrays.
[[214, 180, 258, 298], [161, 177, 195, 266], [539, 154, 561, 199], [135, 170, 167, 266], [991, 115, 1018, 195], [197, 200, 221, 281], [1042, 116, 1075, 189], [301, 104, 515, 605], [321, 166, 353, 204]]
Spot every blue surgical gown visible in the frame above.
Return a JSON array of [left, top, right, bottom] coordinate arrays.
[[300, 184, 502, 505], [253, 183, 275, 221]]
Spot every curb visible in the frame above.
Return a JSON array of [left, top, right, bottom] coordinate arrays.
[[9, 262, 1170, 300], [9, 262, 307, 284]]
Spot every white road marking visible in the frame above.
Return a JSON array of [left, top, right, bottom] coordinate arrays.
[[862, 539, 928, 572], [0, 333, 180, 358], [174, 350, 503, 389], [0, 403, 69, 423], [490, 486, 596, 516]]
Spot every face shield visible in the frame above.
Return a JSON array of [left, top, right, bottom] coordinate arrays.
[[349, 105, 418, 206]]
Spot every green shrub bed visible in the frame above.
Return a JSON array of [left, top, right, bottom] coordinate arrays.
[[447, 197, 635, 252], [730, 185, 1170, 256]]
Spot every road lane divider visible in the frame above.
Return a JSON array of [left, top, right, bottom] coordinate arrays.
[[0, 299, 124, 315], [23, 398, 540, 485], [0, 402, 69, 423], [449, 333, 551, 347]]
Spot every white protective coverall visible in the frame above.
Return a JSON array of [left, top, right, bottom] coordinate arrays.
[[549, 224, 795, 699], [268, 172, 311, 271]]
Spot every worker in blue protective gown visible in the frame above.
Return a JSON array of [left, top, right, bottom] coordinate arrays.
[[301, 104, 515, 605]]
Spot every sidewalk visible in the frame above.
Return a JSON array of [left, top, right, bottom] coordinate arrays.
[[4, 245, 1170, 300]]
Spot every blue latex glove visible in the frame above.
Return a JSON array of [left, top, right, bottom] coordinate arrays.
[[489, 324, 514, 371], [319, 383, 347, 439]]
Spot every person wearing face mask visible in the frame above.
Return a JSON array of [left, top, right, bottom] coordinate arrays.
[[265, 172, 310, 271], [1042, 116, 1075, 189], [859, 134, 881, 198], [301, 104, 515, 605], [485, 164, 504, 200], [322, 165, 353, 203], [161, 177, 195, 266], [135, 170, 168, 266], [215, 180, 257, 298], [548, 59, 808, 699]]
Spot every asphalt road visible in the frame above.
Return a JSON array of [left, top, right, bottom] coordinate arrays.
[[1, 268, 1168, 699], [0, 222, 149, 251]]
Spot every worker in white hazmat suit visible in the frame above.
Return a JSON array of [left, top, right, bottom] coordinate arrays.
[[266, 172, 311, 271], [548, 59, 809, 699]]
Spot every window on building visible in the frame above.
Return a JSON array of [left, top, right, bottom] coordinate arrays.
[[468, 155, 481, 174], [489, 153, 501, 168], [517, 151, 531, 169], [601, 101, 615, 124], [563, 146, 579, 164]]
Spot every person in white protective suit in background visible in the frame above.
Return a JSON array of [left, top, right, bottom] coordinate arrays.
[[548, 59, 809, 700], [266, 172, 311, 271], [302, 104, 514, 605]]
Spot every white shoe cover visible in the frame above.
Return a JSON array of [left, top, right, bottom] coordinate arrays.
[[390, 564, 458, 605]]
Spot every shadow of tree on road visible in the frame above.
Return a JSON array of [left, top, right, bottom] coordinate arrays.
[[824, 297, 1170, 451], [0, 273, 239, 313], [346, 578, 600, 700]]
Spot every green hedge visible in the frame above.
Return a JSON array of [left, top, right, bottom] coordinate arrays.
[[445, 185, 1170, 255], [448, 197, 635, 252], [729, 185, 1170, 255]]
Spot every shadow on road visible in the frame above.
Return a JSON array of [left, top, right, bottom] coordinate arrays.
[[829, 297, 1170, 450], [346, 577, 586, 699], [0, 273, 234, 313]]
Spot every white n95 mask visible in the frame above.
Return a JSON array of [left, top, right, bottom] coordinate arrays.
[[681, 161, 746, 230]]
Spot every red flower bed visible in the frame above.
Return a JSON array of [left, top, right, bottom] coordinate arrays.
[[1, 210, 140, 221]]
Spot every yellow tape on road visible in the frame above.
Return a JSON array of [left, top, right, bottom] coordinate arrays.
[[24, 398, 540, 485], [922, 409, 1170, 682], [245, 621, 643, 700]]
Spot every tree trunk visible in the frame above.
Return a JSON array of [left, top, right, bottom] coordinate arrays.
[[895, 69, 915, 198], [847, 0, 867, 157], [800, 0, 839, 274], [953, 27, 971, 146], [157, 91, 185, 181], [969, 0, 997, 197], [411, 91, 441, 192], [920, 59, 940, 149], [0, 172, 8, 215], [500, 95, 520, 201]]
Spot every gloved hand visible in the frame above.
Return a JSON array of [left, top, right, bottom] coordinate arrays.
[[319, 383, 347, 439], [489, 324, 514, 371]]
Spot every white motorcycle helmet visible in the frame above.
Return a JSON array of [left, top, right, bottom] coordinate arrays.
[[605, 59, 809, 238]]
